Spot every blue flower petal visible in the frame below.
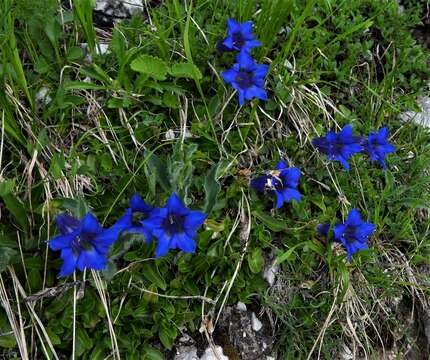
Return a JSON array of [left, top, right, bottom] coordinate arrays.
[[281, 167, 301, 188], [227, 18, 241, 34], [172, 233, 196, 253], [49, 233, 75, 251], [76, 248, 106, 271], [184, 211, 206, 229], [281, 188, 301, 202], [237, 50, 256, 71], [130, 193, 152, 213], [317, 223, 330, 237], [253, 64, 269, 79], [55, 214, 80, 235], [333, 224, 346, 241], [221, 69, 238, 84], [246, 86, 267, 101], [274, 191, 285, 208], [93, 228, 119, 255], [80, 213, 102, 235], [346, 208, 362, 227], [166, 193, 189, 215], [251, 175, 270, 192], [275, 160, 289, 170], [112, 209, 133, 231], [58, 248, 78, 277], [238, 89, 246, 106], [356, 222, 376, 239], [155, 234, 171, 258], [222, 37, 234, 50]]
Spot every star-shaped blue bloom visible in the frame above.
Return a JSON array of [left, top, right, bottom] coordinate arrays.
[[221, 18, 261, 52], [333, 208, 375, 261], [112, 193, 154, 243], [49, 213, 118, 277], [221, 50, 269, 105], [312, 124, 364, 170], [251, 160, 301, 209], [142, 193, 207, 258], [363, 127, 396, 168]]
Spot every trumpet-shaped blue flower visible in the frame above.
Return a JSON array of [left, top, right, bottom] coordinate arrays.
[[333, 208, 375, 261], [363, 127, 396, 168], [251, 160, 301, 209], [221, 18, 261, 52], [312, 124, 363, 170], [142, 193, 207, 258], [49, 213, 118, 277], [112, 193, 154, 243], [221, 50, 269, 105], [317, 223, 330, 237]]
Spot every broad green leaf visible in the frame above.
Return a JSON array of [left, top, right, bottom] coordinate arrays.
[[141, 263, 167, 290], [1, 194, 28, 233], [146, 152, 171, 192], [253, 210, 289, 232], [169, 62, 202, 80], [248, 248, 264, 274], [203, 163, 221, 215], [0, 247, 18, 273], [276, 243, 307, 265], [142, 346, 165, 360], [49, 153, 65, 180], [0, 334, 16, 348], [130, 55, 168, 80], [0, 179, 15, 197]]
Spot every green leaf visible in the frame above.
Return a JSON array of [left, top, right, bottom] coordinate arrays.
[[253, 210, 289, 232], [203, 163, 221, 215], [0, 179, 15, 197], [1, 194, 28, 233], [141, 263, 167, 290], [67, 46, 84, 61], [248, 248, 264, 274], [0, 334, 16, 348], [130, 55, 168, 80], [142, 346, 165, 360], [145, 152, 171, 192], [0, 247, 18, 273], [276, 243, 307, 265], [49, 153, 65, 180], [159, 321, 177, 349], [169, 62, 202, 80]]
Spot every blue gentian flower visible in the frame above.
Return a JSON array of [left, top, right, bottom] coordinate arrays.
[[363, 127, 396, 168], [49, 213, 118, 277], [142, 193, 207, 258], [112, 194, 154, 243], [312, 124, 364, 170], [222, 18, 261, 52], [317, 223, 330, 237], [333, 208, 376, 261], [221, 50, 269, 105], [251, 160, 301, 209]]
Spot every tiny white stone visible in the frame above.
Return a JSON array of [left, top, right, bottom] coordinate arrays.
[[400, 96, 430, 129], [95, 43, 110, 56], [165, 129, 176, 140], [35, 87, 52, 105], [251, 312, 263, 332], [266, 357, 276, 360], [200, 346, 229, 360], [174, 345, 198, 360], [236, 302, 247, 312], [263, 260, 279, 286]]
